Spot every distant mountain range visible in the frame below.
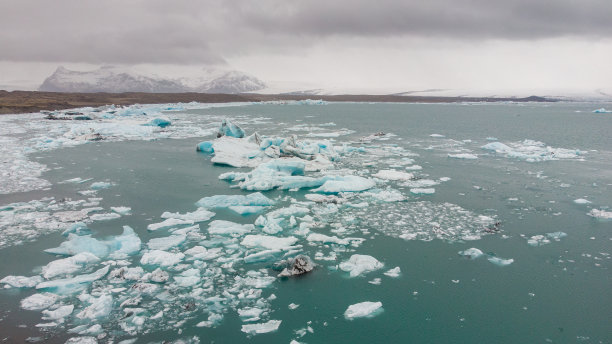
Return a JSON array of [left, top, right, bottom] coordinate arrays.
[[39, 66, 267, 93]]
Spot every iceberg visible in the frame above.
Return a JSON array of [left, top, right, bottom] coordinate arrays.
[[277, 255, 315, 277], [147, 218, 193, 231], [241, 235, 298, 250], [210, 135, 261, 167], [42, 305, 74, 320], [145, 118, 171, 128], [339, 254, 384, 277], [573, 198, 591, 204], [313, 176, 375, 194], [448, 153, 478, 160], [196, 192, 275, 209], [140, 250, 185, 267], [592, 108, 612, 113], [161, 208, 215, 222], [241, 320, 282, 335], [344, 301, 383, 319], [487, 256, 514, 266], [217, 119, 245, 138], [36, 266, 110, 291], [20, 293, 58, 310], [458, 248, 484, 259], [383, 267, 401, 278], [0, 275, 44, 288], [174, 268, 201, 288], [410, 188, 435, 195], [372, 170, 414, 181], [147, 234, 186, 250], [207, 220, 254, 236], [45, 234, 110, 257], [196, 141, 214, 153], [110, 206, 132, 215], [76, 294, 113, 319], [42, 252, 100, 279]]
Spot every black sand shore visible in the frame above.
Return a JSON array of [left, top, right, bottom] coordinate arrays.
[[0, 90, 553, 114]]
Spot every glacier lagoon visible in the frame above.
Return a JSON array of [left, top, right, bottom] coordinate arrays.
[[0, 101, 611, 343]]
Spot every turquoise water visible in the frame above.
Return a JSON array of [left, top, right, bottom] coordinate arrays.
[[0, 102, 611, 343]]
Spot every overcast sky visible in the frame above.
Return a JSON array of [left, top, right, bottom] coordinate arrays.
[[1, 0, 611, 94]]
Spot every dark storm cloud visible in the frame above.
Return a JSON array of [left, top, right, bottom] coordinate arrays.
[[0, 0, 610, 63]]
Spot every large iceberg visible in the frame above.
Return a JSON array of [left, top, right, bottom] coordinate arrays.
[[339, 254, 384, 277]]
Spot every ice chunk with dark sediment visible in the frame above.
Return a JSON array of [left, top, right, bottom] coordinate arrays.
[[339, 254, 384, 277], [344, 301, 383, 319], [587, 209, 612, 220], [277, 255, 315, 277]]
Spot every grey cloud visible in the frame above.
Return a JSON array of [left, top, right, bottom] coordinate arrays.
[[0, 0, 610, 64]]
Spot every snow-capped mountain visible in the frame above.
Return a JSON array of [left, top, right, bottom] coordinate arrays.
[[39, 66, 266, 93]]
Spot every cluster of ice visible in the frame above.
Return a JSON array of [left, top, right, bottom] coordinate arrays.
[[592, 108, 611, 113], [458, 248, 513, 266], [481, 140, 583, 162], [526, 232, 567, 246], [0, 102, 261, 195], [0, 196, 123, 249], [587, 209, 612, 220], [344, 301, 383, 319]]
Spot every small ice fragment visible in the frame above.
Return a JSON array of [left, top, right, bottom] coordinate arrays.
[[147, 218, 193, 231], [90, 213, 121, 221], [228, 205, 267, 215], [410, 188, 435, 195], [448, 153, 478, 160], [195, 192, 275, 208], [90, 182, 112, 190], [313, 175, 376, 193], [384, 267, 401, 278], [110, 206, 131, 215], [592, 108, 612, 113], [42, 305, 74, 320], [196, 141, 214, 153], [344, 301, 383, 319], [288, 303, 300, 310], [573, 198, 591, 204], [145, 117, 171, 128], [238, 307, 264, 322], [339, 254, 384, 277], [487, 256, 514, 266], [207, 220, 254, 236], [241, 320, 281, 335], [368, 278, 381, 285], [277, 255, 315, 277], [147, 235, 186, 250], [430, 134, 445, 138], [160, 208, 214, 222], [36, 266, 110, 291], [458, 248, 484, 259]]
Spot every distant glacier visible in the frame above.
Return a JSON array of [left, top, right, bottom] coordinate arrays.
[[39, 65, 267, 93]]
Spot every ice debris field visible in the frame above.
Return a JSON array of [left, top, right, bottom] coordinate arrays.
[[0, 101, 611, 343]]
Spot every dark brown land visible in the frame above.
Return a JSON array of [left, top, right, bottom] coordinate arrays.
[[0, 90, 554, 114]]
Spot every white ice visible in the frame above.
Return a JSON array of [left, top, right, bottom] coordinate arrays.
[[344, 301, 383, 319], [372, 170, 414, 181], [241, 320, 282, 335], [339, 254, 384, 277]]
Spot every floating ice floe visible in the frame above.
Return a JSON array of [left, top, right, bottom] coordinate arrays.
[[458, 248, 484, 259], [0, 275, 43, 288], [383, 267, 401, 278], [208, 220, 254, 237], [313, 176, 376, 194], [147, 218, 193, 231], [277, 255, 315, 277], [448, 153, 478, 160], [90, 182, 113, 190], [20, 293, 58, 310], [372, 169, 414, 181], [45, 226, 141, 258], [344, 301, 383, 319], [587, 209, 612, 220], [487, 256, 514, 266], [339, 254, 384, 277], [42, 252, 100, 279], [140, 250, 185, 267], [196, 192, 275, 209], [592, 108, 612, 113], [36, 266, 110, 291], [481, 140, 583, 162], [161, 208, 215, 222], [573, 198, 592, 205], [241, 235, 299, 250], [241, 319, 282, 335], [410, 188, 435, 195], [110, 206, 132, 215]]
